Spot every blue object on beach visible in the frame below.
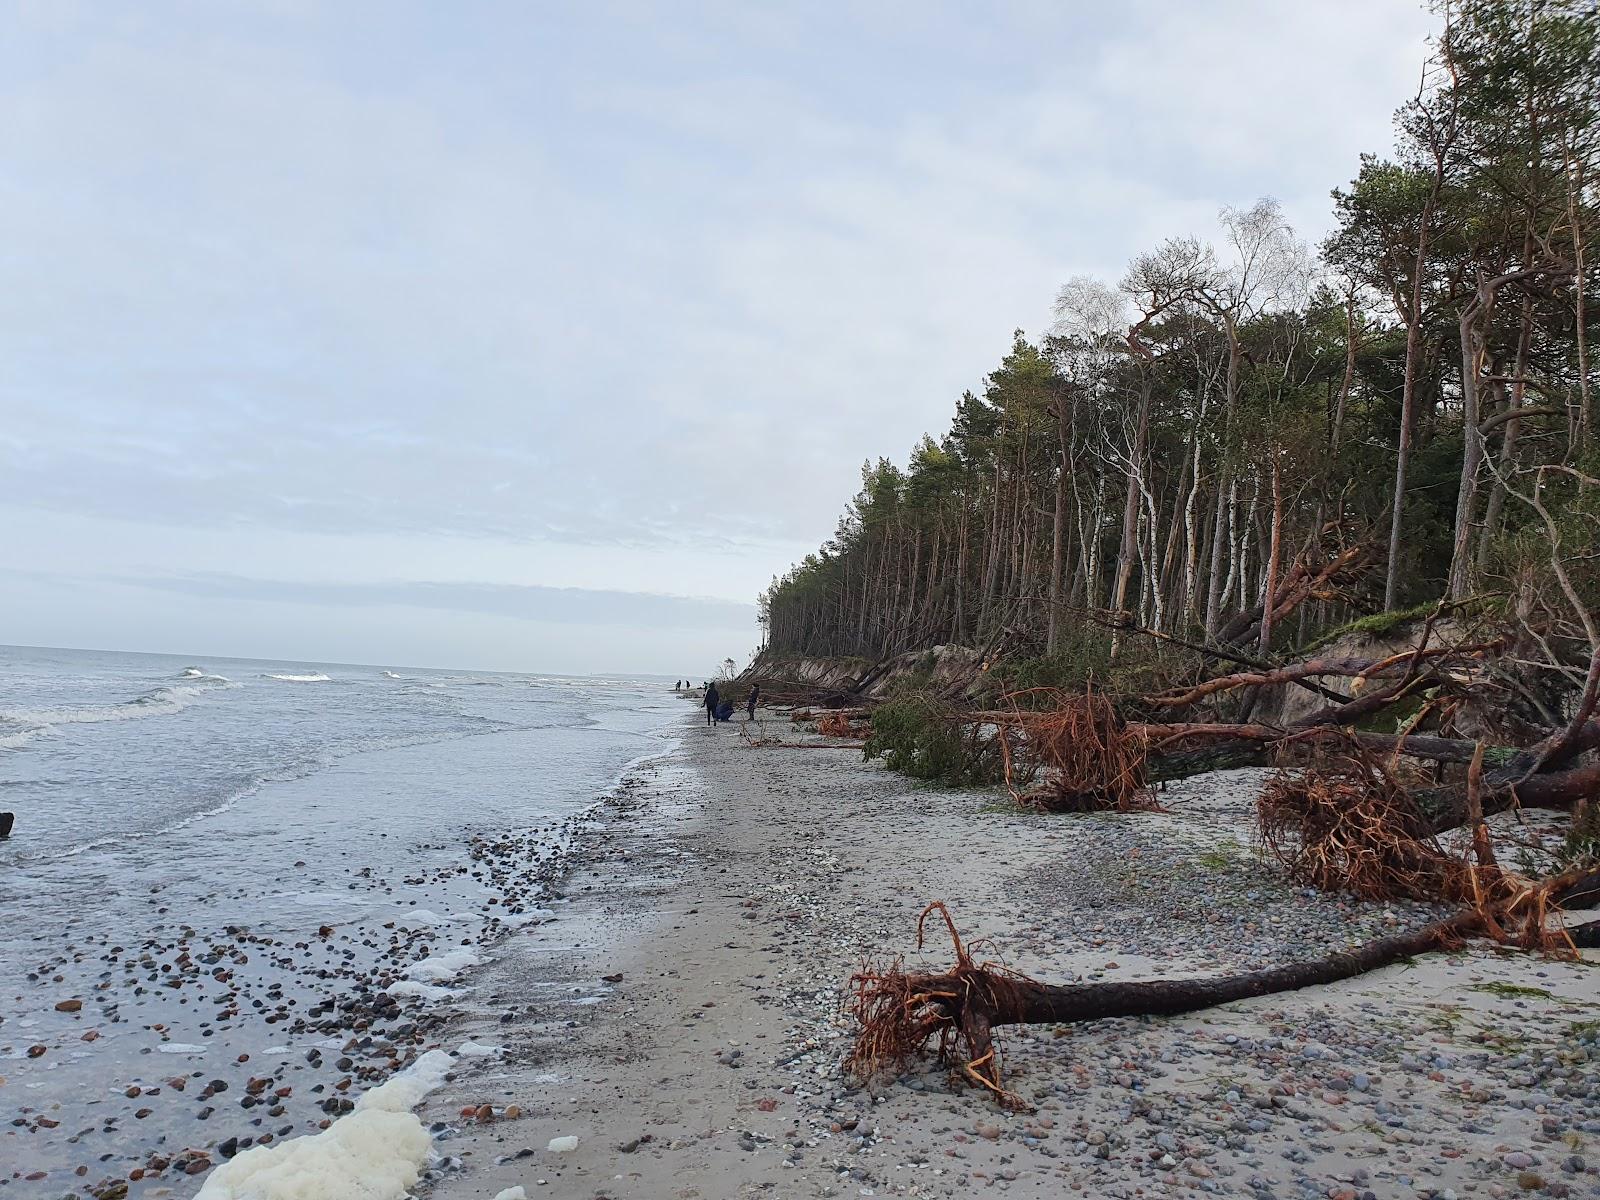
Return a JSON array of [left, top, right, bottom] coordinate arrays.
[[715, 702, 734, 722]]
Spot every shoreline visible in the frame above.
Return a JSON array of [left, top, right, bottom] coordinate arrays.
[[422, 708, 1600, 1200], [0, 675, 680, 1200]]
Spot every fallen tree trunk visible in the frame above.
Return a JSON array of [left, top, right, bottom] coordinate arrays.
[[755, 686, 863, 709], [1419, 759, 1600, 828], [850, 892, 1597, 1108], [1135, 722, 1518, 769], [1146, 740, 1274, 781], [1132, 719, 1600, 827], [1147, 643, 1501, 710], [1215, 544, 1375, 648]]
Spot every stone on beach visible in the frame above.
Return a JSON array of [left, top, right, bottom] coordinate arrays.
[[414, 715, 1600, 1200]]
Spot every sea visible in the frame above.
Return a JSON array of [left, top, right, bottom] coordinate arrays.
[[0, 644, 687, 1195]]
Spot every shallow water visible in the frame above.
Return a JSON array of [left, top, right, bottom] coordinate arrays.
[[0, 645, 684, 1196]]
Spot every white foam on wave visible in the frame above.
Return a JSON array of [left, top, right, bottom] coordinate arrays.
[[292, 891, 376, 908], [496, 912, 545, 929], [0, 728, 42, 750], [195, 1047, 456, 1200], [382, 670, 403, 679], [263, 672, 332, 683], [384, 946, 480, 1005], [0, 675, 236, 748]]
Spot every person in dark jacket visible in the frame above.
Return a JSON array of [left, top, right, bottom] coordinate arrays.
[[746, 682, 760, 720], [704, 681, 720, 726]]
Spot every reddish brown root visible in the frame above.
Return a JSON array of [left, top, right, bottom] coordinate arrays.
[[849, 881, 1593, 1107], [845, 903, 1032, 1109], [996, 688, 1157, 813], [1257, 739, 1579, 954], [816, 710, 872, 739]]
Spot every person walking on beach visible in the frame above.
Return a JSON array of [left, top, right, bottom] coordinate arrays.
[[704, 681, 720, 726], [746, 682, 760, 721]]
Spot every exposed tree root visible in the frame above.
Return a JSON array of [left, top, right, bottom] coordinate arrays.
[[1256, 745, 1580, 950], [1259, 749, 1460, 902], [995, 689, 1158, 813], [816, 710, 873, 739]]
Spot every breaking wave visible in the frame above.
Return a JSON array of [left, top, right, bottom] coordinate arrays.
[[0, 674, 236, 751], [263, 672, 332, 683]]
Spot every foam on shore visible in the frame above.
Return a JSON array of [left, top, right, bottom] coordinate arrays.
[[385, 979, 459, 1002], [194, 1048, 455, 1200], [403, 948, 479, 981]]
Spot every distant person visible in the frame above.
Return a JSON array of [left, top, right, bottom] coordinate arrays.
[[746, 682, 760, 720], [704, 681, 720, 726]]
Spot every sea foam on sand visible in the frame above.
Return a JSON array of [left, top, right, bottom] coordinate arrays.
[[403, 948, 479, 981], [195, 1049, 455, 1200], [384, 947, 481, 1003]]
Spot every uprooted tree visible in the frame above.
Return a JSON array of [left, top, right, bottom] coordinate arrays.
[[850, 846, 1598, 1111], [846, 717, 1600, 1109]]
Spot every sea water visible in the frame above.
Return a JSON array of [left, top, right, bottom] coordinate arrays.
[[0, 644, 684, 1195]]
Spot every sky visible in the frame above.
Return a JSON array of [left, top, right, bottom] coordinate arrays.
[[0, 0, 1438, 675]]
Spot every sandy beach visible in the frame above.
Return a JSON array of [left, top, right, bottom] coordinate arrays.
[[420, 709, 1600, 1200]]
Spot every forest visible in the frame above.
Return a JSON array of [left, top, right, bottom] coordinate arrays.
[[758, 0, 1600, 736], [751, 3, 1600, 1103]]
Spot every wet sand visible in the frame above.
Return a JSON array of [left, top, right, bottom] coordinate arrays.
[[423, 713, 1600, 1199]]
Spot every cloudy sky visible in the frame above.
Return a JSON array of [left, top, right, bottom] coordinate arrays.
[[1, 0, 1436, 674]]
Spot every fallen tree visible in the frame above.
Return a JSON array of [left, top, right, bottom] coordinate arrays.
[[1145, 643, 1501, 711], [848, 882, 1597, 1110], [1130, 719, 1600, 829], [994, 689, 1156, 812], [1213, 544, 1377, 649]]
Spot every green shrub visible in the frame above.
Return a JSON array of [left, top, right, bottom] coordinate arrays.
[[1563, 799, 1600, 866], [973, 624, 1203, 711], [864, 690, 999, 786]]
